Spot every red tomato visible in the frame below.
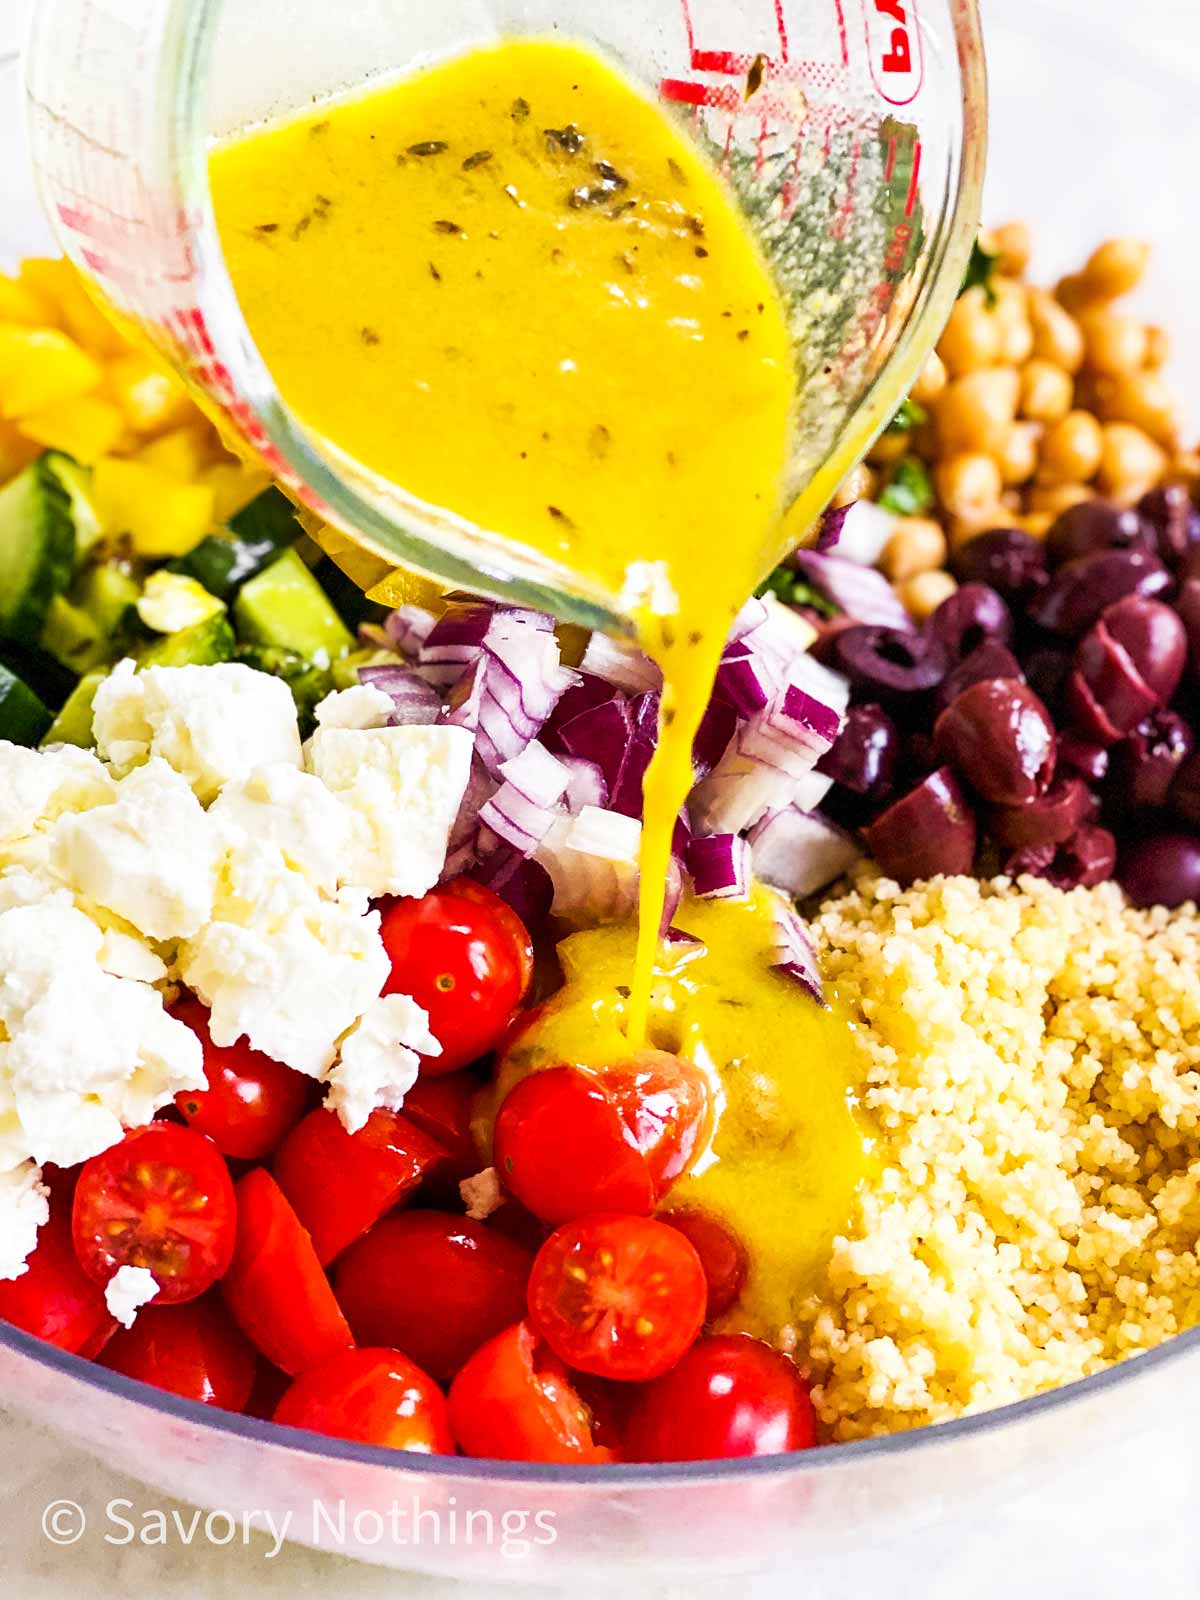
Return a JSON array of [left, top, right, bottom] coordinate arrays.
[[661, 1209, 748, 1320], [334, 1211, 532, 1382], [401, 1070, 482, 1185], [527, 1214, 706, 1381], [493, 1053, 710, 1224], [449, 1321, 613, 1464], [72, 1125, 236, 1304], [99, 1294, 257, 1411], [172, 997, 310, 1160], [0, 1194, 114, 1356], [378, 879, 533, 1075], [623, 1334, 818, 1461], [272, 1106, 448, 1265], [274, 1347, 453, 1454], [221, 1169, 353, 1375]]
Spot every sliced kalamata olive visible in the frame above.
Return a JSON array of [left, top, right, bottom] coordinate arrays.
[[1022, 646, 1073, 714], [1063, 668, 1127, 747], [933, 679, 1057, 805], [1099, 596, 1187, 704], [864, 767, 977, 884], [1138, 484, 1200, 569], [1006, 825, 1117, 891], [1044, 501, 1149, 568], [1175, 578, 1200, 684], [1108, 711, 1195, 815], [1118, 829, 1200, 908], [816, 703, 899, 796], [951, 528, 1049, 604], [986, 776, 1094, 850], [828, 626, 949, 706], [1027, 547, 1172, 639], [926, 583, 1013, 663], [1170, 752, 1200, 829], [935, 641, 1024, 714], [1057, 731, 1110, 784]]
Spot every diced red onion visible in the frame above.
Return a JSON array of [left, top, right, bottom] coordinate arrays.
[[358, 663, 443, 725], [791, 551, 914, 631], [579, 633, 662, 694], [820, 500, 895, 567], [714, 643, 770, 718], [495, 741, 570, 809], [768, 897, 825, 1004], [386, 604, 438, 658], [729, 597, 769, 643], [559, 757, 609, 813], [816, 503, 850, 553], [474, 846, 554, 933], [686, 833, 751, 901], [749, 806, 861, 899], [534, 806, 641, 927], [692, 699, 738, 780], [442, 756, 496, 877]]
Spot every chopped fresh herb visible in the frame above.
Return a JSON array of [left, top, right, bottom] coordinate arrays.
[[253, 222, 279, 236], [668, 157, 688, 185], [615, 985, 631, 1000], [462, 150, 493, 170], [544, 124, 585, 155], [617, 251, 637, 275], [589, 424, 612, 459], [429, 261, 442, 282], [756, 566, 840, 618], [434, 219, 464, 235], [291, 214, 312, 240], [511, 98, 531, 121], [688, 629, 703, 646], [687, 215, 706, 237], [745, 53, 767, 100], [360, 327, 381, 346], [695, 246, 709, 259], [569, 181, 623, 209], [310, 120, 330, 136], [408, 140, 449, 156], [503, 184, 524, 207], [663, 707, 677, 728], [593, 160, 628, 190], [961, 237, 1001, 305], [660, 620, 677, 649], [547, 505, 575, 530], [886, 396, 929, 435], [879, 456, 935, 516], [737, 329, 750, 341]]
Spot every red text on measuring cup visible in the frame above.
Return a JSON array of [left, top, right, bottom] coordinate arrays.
[[863, 0, 925, 105]]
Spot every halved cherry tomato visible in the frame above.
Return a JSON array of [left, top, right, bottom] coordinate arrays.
[[378, 879, 533, 1075], [661, 1208, 748, 1320], [0, 1193, 114, 1356], [272, 1107, 448, 1265], [493, 1052, 709, 1224], [623, 1334, 818, 1461], [334, 1211, 532, 1382], [401, 1070, 482, 1185], [172, 997, 310, 1160], [527, 1214, 706, 1382], [221, 1169, 353, 1375], [72, 1124, 236, 1304], [274, 1347, 453, 1453], [99, 1294, 257, 1411], [449, 1321, 614, 1464]]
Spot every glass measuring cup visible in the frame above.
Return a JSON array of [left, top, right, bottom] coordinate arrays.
[[23, 0, 986, 631]]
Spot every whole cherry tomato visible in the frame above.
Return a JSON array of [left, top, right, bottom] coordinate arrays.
[[0, 1193, 114, 1357], [661, 1208, 748, 1320], [272, 1106, 448, 1265], [401, 1070, 483, 1186], [221, 1169, 353, 1375], [334, 1210, 532, 1382], [527, 1214, 707, 1381], [99, 1294, 257, 1411], [72, 1124, 236, 1304], [172, 996, 310, 1160], [449, 1321, 613, 1464], [378, 879, 533, 1075], [274, 1347, 453, 1454], [623, 1335, 818, 1462]]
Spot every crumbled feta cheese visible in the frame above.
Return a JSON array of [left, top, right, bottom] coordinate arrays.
[[306, 724, 471, 897], [619, 559, 679, 618], [0, 742, 115, 849], [325, 994, 440, 1134], [53, 760, 219, 940], [460, 1167, 503, 1222], [209, 764, 353, 898], [96, 927, 169, 985], [94, 661, 302, 802], [0, 1163, 49, 1281], [314, 684, 395, 731], [104, 1264, 159, 1328]]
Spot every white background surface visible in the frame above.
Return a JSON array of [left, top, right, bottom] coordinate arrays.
[[1, 0, 1199, 1595]]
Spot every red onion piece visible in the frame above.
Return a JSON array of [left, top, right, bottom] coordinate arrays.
[[749, 806, 861, 898], [686, 833, 752, 901], [769, 900, 824, 1005], [791, 551, 914, 630], [357, 663, 443, 725]]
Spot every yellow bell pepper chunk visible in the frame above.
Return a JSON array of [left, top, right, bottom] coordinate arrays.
[[0, 273, 56, 327], [0, 326, 103, 419], [0, 418, 43, 484], [205, 461, 273, 523], [138, 425, 215, 481], [106, 353, 195, 436], [18, 259, 127, 357], [19, 394, 126, 464], [94, 457, 215, 557]]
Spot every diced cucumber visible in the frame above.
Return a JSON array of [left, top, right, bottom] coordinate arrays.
[[42, 452, 103, 562], [42, 669, 105, 748], [136, 613, 236, 668], [236, 643, 332, 735], [41, 562, 140, 675], [234, 547, 353, 663], [41, 593, 106, 674], [76, 562, 140, 638], [171, 487, 299, 599], [311, 556, 388, 634], [0, 663, 53, 746], [0, 458, 77, 643]]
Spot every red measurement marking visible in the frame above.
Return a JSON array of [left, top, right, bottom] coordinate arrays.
[[904, 139, 922, 217], [833, 0, 850, 66], [661, 78, 742, 111], [773, 0, 790, 62], [884, 134, 897, 184]]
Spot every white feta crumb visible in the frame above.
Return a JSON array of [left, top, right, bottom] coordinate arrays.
[[325, 993, 440, 1134], [93, 661, 302, 802], [306, 723, 471, 898], [0, 742, 115, 849], [460, 1167, 503, 1222], [53, 759, 220, 939], [0, 1163, 49, 1281], [209, 764, 353, 898], [104, 1264, 159, 1328], [619, 559, 679, 618], [314, 684, 395, 731]]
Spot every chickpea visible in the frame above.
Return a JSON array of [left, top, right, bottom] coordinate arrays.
[[878, 517, 947, 582], [1038, 410, 1104, 484], [1019, 359, 1073, 424], [911, 351, 948, 406], [991, 221, 1032, 278], [1018, 512, 1054, 539], [997, 420, 1042, 486], [935, 451, 1003, 523], [992, 280, 1034, 365], [1172, 449, 1200, 494], [1028, 289, 1085, 374], [937, 286, 1002, 375], [867, 430, 909, 467], [935, 368, 1020, 456], [897, 569, 958, 621], [1078, 308, 1149, 376], [1096, 422, 1168, 498], [833, 460, 876, 507], [1144, 325, 1170, 370], [1082, 238, 1151, 300], [911, 421, 939, 460], [1027, 482, 1093, 517], [1055, 273, 1096, 316], [1094, 371, 1181, 450]]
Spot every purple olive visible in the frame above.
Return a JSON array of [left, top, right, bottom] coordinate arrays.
[[1006, 825, 1117, 891], [864, 767, 977, 884], [1138, 484, 1200, 569], [934, 679, 1057, 805], [1066, 624, 1163, 747], [816, 703, 899, 797], [1044, 500, 1149, 568], [951, 527, 1049, 604], [1117, 829, 1200, 908], [1027, 546, 1172, 638], [1175, 578, 1200, 684], [1057, 731, 1110, 784], [1169, 752, 1200, 829], [987, 776, 1095, 850], [935, 641, 1024, 714], [829, 625, 949, 706], [1109, 711, 1195, 814], [1100, 595, 1187, 703], [1023, 646, 1073, 713], [926, 583, 1013, 664]]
